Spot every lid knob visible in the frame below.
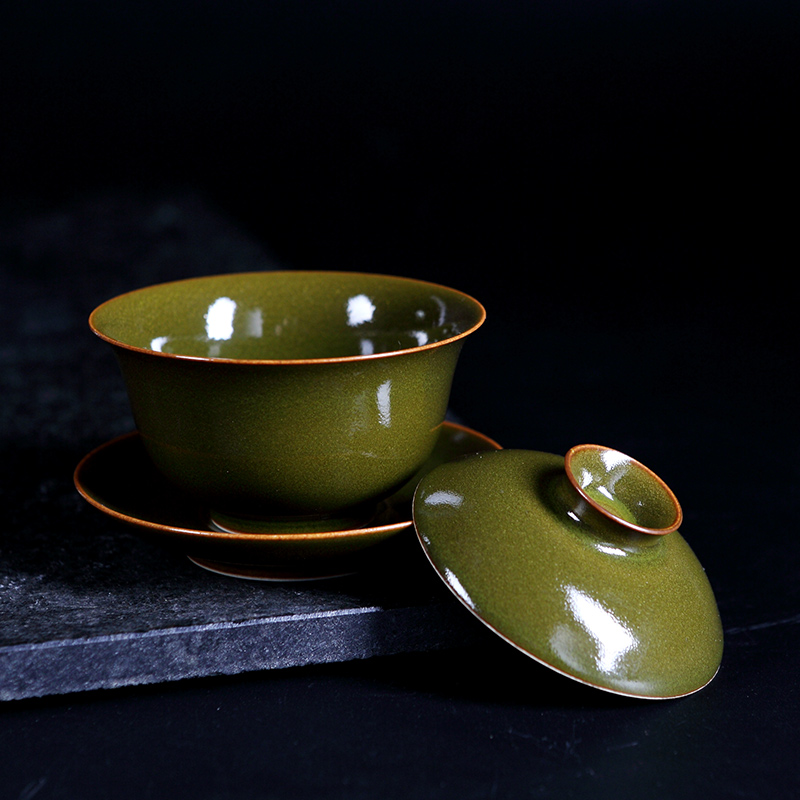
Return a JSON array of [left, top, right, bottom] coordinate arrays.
[[564, 444, 682, 535]]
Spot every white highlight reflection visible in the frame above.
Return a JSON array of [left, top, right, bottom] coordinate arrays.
[[601, 449, 630, 470], [411, 330, 429, 346], [150, 335, 168, 352], [347, 294, 376, 326], [595, 543, 628, 557], [444, 567, 476, 609], [424, 490, 464, 509], [376, 380, 391, 427], [205, 297, 237, 340], [244, 308, 263, 338], [432, 295, 447, 325], [553, 586, 636, 674], [597, 485, 615, 501]]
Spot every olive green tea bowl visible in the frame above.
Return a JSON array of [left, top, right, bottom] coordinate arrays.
[[89, 271, 485, 532]]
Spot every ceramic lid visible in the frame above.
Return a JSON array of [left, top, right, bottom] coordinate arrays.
[[412, 445, 724, 699]]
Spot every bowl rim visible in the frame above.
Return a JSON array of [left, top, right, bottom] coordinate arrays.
[[89, 270, 486, 365]]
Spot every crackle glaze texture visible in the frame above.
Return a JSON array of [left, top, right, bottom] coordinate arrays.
[[90, 272, 485, 523], [413, 449, 724, 699]]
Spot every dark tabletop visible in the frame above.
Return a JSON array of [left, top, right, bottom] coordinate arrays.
[[1, 2, 797, 798]]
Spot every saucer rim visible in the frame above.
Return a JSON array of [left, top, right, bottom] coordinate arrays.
[[74, 421, 501, 543], [187, 555, 359, 582]]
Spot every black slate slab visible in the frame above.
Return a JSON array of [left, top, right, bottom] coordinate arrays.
[[0, 192, 484, 701]]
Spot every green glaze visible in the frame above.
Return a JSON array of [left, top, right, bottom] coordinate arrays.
[[565, 444, 682, 534], [89, 272, 485, 526], [74, 422, 501, 580], [413, 448, 724, 699]]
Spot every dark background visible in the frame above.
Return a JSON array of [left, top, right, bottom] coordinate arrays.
[[4, 1, 795, 305], [1, 2, 797, 798], [3, 0, 795, 443]]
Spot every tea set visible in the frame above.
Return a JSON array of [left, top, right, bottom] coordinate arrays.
[[74, 271, 723, 699]]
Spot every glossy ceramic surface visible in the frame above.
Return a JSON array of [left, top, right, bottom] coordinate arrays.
[[565, 444, 683, 534], [413, 448, 724, 699], [89, 271, 485, 524], [74, 421, 501, 580]]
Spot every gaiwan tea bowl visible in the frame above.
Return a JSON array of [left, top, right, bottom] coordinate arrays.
[[89, 271, 485, 533]]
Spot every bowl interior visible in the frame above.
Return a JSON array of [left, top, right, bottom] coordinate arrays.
[[91, 271, 485, 361]]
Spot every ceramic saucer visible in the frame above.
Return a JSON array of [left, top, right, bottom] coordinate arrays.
[[74, 421, 501, 581], [412, 446, 724, 699]]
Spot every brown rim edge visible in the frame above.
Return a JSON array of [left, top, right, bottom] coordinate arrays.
[[73, 421, 501, 542], [88, 270, 487, 365], [564, 444, 683, 536], [415, 533, 719, 700]]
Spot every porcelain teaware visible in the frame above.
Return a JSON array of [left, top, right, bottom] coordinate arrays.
[[413, 444, 723, 699], [89, 271, 485, 532]]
